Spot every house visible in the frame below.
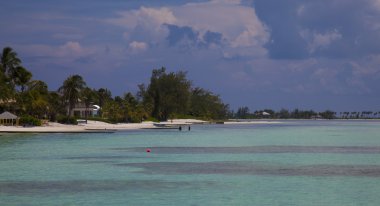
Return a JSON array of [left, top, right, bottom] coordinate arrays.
[[0, 111, 19, 126], [68, 102, 100, 118]]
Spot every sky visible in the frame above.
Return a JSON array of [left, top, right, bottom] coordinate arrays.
[[1, 0, 380, 112]]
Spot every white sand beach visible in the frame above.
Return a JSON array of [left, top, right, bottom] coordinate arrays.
[[0, 119, 285, 133], [224, 120, 283, 125], [0, 119, 210, 133], [0, 120, 156, 133]]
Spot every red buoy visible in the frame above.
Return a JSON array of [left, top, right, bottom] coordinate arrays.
[[146, 148, 151, 153]]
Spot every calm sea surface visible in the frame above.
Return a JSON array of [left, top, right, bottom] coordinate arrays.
[[1, 120, 380, 205]]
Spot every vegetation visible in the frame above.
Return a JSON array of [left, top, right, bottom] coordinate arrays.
[[19, 115, 42, 126], [58, 75, 86, 117], [1, 47, 380, 124], [57, 116, 78, 125], [234, 108, 343, 120], [136, 67, 230, 121], [232, 108, 380, 120]]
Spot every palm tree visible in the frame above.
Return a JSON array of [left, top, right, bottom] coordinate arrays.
[[1, 47, 21, 75], [96, 88, 112, 117], [0, 47, 22, 101], [12, 66, 32, 92], [0, 71, 13, 101], [47, 92, 63, 121], [81, 87, 95, 122], [58, 75, 86, 117]]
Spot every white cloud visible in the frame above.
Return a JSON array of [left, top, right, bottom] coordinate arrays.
[[60, 41, 83, 55], [106, 6, 177, 44], [300, 29, 342, 53], [16, 41, 94, 59], [128, 41, 148, 53], [106, 7, 177, 28], [176, 1, 269, 48], [372, 0, 380, 10], [297, 5, 305, 16], [105, 1, 269, 58]]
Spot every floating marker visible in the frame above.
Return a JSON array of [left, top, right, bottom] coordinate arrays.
[[146, 148, 151, 153]]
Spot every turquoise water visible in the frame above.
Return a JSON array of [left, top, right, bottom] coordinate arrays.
[[1, 120, 380, 205]]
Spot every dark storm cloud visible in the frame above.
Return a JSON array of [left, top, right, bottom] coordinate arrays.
[[255, 0, 380, 59], [254, 0, 309, 59], [165, 24, 199, 46], [165, 24, 224, 48]]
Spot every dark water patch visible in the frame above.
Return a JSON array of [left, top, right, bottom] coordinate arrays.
[[77, 160, 119, 164], [65, 155, 148, 160], [0, 155, 148, 162], [117, 146, 380, 154], [118, 162, 380, 177], [0, 180, 213, 195]]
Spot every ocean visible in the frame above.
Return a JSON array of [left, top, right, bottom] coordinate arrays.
[[1, 120, 380, 205]]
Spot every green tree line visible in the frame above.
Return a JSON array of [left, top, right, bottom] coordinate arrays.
[[234, 106, 337, 119], [233, 107, 380, 120], [0, 47, 229, 123]]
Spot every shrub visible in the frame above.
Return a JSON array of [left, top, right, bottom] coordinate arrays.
[[144, 116, 159, 122], [19, 115, 42, 126], [57, 116, 78, 125]]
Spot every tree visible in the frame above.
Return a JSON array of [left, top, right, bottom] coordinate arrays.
[[319, 110, 336, 119], [190, 87, 229, 120], [96, 88, 112, 107], [81, 87, 95, 121], [24, 80, 49, 118], [94, 88, 112, 117], [235, 106, 250, 119], [46, 92, 64, 121], [145, 67, 191, 120], [278, 109, 290, 119], [58, 75, 86, 117], [1, 47, 21, 76], [102, 99, 124, 122], [0, 70, 13, 102], [0, 47, 22, 102], [12, 66, 32, 92]]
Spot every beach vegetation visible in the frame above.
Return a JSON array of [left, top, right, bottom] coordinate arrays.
[[189, 87, 229, 120], [140, 67, 229, 121], [57, 115, 78, 125], [232, 107, 338, 119], [81, 87, 96, 121], [19, 115, 42, 126], [143, 67, 191, 121], [144, 116, 159, 122], [3, 46, 373, 123], [58, 75, 86, 117]]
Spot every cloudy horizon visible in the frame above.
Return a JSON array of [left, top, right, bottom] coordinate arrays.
[[1, 0, 380, 112]]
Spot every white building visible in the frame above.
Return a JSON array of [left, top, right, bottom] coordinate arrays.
[[68, 102, 100, 118]]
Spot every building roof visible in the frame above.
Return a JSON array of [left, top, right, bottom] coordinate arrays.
[[0, 111, 18, 119]]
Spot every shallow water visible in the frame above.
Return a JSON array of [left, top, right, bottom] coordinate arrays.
[[1, 120, 380, 205]]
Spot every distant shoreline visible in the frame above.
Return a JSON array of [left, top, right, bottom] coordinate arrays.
[[1, 119, 379, 134]]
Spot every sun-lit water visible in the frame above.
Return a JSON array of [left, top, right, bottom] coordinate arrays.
[[1, 120, 380, 205]]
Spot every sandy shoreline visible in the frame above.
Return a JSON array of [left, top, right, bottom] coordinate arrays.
[[0, 119, 287, 133], [0, 121, 156, 133], [0, 119, 208, 133]]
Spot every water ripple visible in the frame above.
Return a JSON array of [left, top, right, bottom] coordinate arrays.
[[0, 180, 213, 195], [115, 146, 380, 154], [118, 161, 380, 177]]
